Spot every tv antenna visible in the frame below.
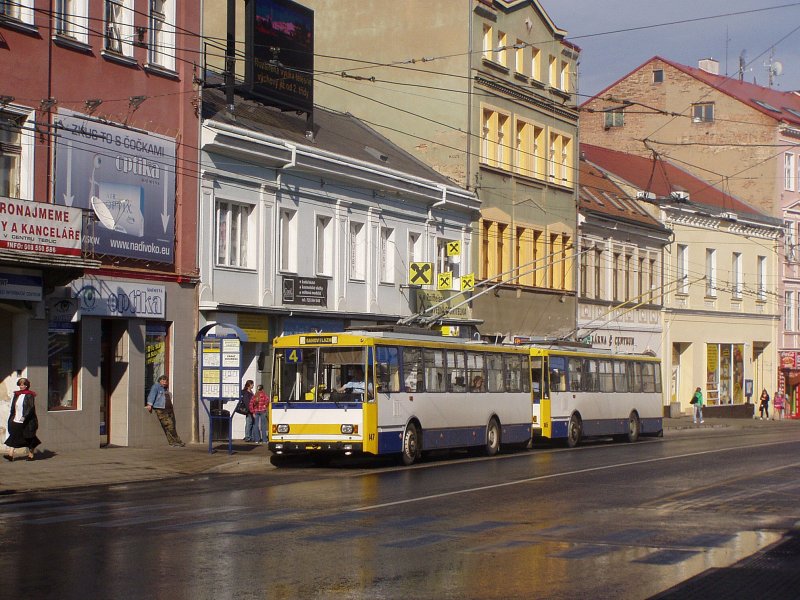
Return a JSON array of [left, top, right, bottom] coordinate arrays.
[[764, 48, 783, 87]]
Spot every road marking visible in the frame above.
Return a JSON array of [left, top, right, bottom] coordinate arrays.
[[351, 440, 800, 512]]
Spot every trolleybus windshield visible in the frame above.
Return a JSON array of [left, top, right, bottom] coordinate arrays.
[[273, 346, 370, 402]]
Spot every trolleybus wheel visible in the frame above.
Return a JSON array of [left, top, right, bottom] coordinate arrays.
[[401, 422, 421, 466], [485, 418, 501, 456], [566, 413, 582, 448], [626, 411, 641, 443]]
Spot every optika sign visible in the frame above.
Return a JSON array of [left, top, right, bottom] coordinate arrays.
[[72, 279, 166, 319], [0, 197, 83, 256]]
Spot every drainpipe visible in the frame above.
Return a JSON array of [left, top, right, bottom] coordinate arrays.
[[429, 185, 447, 221]]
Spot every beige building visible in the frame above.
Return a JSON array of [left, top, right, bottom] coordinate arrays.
[[203, 0, 580, 339], [583, 144, 782, 416]]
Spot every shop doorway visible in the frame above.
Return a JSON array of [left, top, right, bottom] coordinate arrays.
[[100, 319, 126, 447]]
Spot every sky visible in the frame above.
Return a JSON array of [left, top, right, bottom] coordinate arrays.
[[542, 1, 800, 101]]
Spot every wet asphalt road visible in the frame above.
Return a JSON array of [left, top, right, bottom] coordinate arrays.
[[1, 427, 799, 599]]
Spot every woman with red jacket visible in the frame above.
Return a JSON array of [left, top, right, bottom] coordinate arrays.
[[250, 384, 269, 444], [5, 377, 41, 461]]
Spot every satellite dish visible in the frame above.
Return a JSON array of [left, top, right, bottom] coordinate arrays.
[[91, 195, 118, 230], [772, 60, 783, 76]]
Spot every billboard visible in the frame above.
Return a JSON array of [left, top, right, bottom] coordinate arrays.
[[248, 0, 314, 114], [52, 109, 176, 263], [0, 196, 83, 256]]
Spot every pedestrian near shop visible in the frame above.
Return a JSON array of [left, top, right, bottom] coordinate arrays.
[[238, 380, 255, 442], [758, 389, 770, 420], [4, 377, 41, 461], [146, 375, 185, 447], [250, 384, 269, 443], [691, 386, 704, 424], [773, 391, 786, 420]]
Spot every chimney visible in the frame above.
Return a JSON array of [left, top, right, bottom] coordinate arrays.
[[698, 58, 719, 75]]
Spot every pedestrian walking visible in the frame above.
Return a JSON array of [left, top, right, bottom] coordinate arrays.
[[772, 391, 785, 420], [250, 384, 269, 443], [146, 375, 185, 447], [4, 377, 41, 461], [758, 389, 770, 420], [690, 386, 704, 424], [238, 380, 255, 442]]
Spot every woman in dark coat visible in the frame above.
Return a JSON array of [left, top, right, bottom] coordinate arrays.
[[5, 377, 41, 461]]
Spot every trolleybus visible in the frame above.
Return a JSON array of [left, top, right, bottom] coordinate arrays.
[[269, 329, 533, 465], [527, 344, 663, 447]]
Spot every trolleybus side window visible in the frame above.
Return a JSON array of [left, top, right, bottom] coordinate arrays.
[[614, 360, 629, 393], [584, 359, 599, 392], [376, 346, 401, 393], [628, 361, 643, 393], [598, 359, 613, 393], [447, 350, 467, 392], [424, 348, 446, 392], [486, 353, 505, 392], [531, 356, 545, 400], [567, 357, 584, 392], [549, 355, 567, 392], [505, 354, 523, 392], [402, 347, 424, 392], [467, 352, 486, 392], [642, 361, 660, 393]]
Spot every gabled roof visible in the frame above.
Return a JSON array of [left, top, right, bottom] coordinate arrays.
[[578, 159, 663, 229], [203, 87, 458, 187], [584, 55, 800, 127], [581, 143, 775, 223]]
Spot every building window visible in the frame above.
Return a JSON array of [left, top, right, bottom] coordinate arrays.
[[649, 257, 657, 302], [55, 0, 89, 44], [279, 209, 297, 272], [579, 247, 588, 296], [515, 120, 543, 177], [481, 23, 492, 61], [637, 256, 645, 300], [624, 254, 632, 301], [531, 47, 541, 81], [604, 109, 624, 128], [559, 60, 570, 92], [315, 215, 333, 276], [757, 255, 766, 301], [0, 111, 25, 198], [705, 248, 717, 296], [437, 237, 460, 280], [785, 220, 797, 261], [548, 132, 573, 187], [677, 244, 688, 293], [349, 221, 366, 280], [379, 226, 395, 283], [594, 247, 603, 299], [480, 108, 511, 170], [0, 0, 33, 23], [496, 31, 507, 67], [408, 231, 422, 265], [785, 153, 796, 191], [216, 201, 250, 268], [692, 102, 714, 123], [653, 69, 664, 83], [548, 55, 557, 87], [149, 0, 176, 70], [786, 292, 795, 331], [105, 0, 134, 56], [612, 252, 621, 301], [48, 323, 79, 411], [732, 252, 742, 298], [145, 322, 169, 408], [514, 39, 525, 75]]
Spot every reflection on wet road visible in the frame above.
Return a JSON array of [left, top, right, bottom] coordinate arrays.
[[1, 429, 798, 599]]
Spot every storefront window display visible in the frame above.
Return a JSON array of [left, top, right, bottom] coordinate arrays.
[[48, 322, 79, 410], [145, 322, 170, 405], [706, 343, 744, 405]]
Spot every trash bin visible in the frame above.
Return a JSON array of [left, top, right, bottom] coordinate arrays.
[[211, 408, 230, 441]]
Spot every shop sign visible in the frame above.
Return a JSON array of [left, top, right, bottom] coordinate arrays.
[[47, 297, 80, 323], [0, 197, 83, 256], [0, 269, 42, 301], [237, 313, 269, 343], [415, 290, 470, 319], [52, 109, 176, 264], [281, 317, 344, 335], [72, 278, 165, 318], [780, 351, 797, 369], [282, 275, 327, 306]]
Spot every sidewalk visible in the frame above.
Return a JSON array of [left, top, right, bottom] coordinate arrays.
[[2, 416, 799, 495]]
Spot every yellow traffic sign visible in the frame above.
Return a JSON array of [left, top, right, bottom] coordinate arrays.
[[437, 272, 452, 290], [446, 241, 461, 256], [461, 273, 475, 291], [409, 262, 433, 285]]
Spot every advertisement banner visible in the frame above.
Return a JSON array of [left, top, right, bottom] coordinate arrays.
[[72, 278, 165, 319], [706, 344, 719, 405], [281, 275, 327, 306], [52, 109, 175, 263], [0, 196, 83, 256]]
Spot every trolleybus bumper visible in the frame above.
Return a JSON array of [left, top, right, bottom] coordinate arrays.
[[269, 441, 365, 454]]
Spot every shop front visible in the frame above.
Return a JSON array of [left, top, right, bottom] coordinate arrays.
[[779, 351, 800, 417]]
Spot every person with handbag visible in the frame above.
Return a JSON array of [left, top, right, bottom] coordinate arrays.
[[4, 377, 41, 461], [691, 386, 704, 424], [758, 389, 770, 420], [238, 380, 255, 442], [250, 384, 269, 444]]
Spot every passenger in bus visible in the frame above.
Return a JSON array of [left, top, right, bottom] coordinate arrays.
[[453, 376, 467, 392], [337, 367, 374, 399], [470, 375, 484, 392]]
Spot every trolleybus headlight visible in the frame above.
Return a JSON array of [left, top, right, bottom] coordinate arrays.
[[341, 424, 354, 435], [276, 424, 290, 434]]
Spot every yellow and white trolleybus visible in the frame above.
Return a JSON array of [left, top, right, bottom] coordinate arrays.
[[527, 344, 663, 447], [269, 329, 533, 465]]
